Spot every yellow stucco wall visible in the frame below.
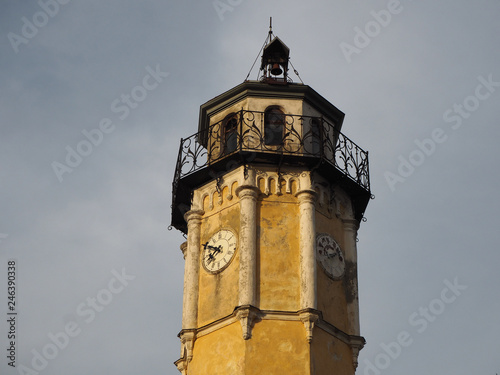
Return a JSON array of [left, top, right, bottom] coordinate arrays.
[[208, 96, 304, 126], [245, 319, 310, 375], [189, 319, 313, 375], [311, 328, 355, 375], [315, 211, 350, 332], [187, 322, 245, 375], [246, 97, 303, 115], [257, 192, 300, 311], [198, 196, 241, 327]]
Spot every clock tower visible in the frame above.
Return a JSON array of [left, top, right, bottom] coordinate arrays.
[[170, 30, 371, 375]]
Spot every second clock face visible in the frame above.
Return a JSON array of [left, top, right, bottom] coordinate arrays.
[[316, 233, 345, 279], [202, 229, 238, 274]]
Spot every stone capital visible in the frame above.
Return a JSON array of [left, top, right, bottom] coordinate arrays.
[[342, 218, 359, 232], [183, 209, 204, 225], [295, 189, 317, 204], [235, 185, 260, 200]]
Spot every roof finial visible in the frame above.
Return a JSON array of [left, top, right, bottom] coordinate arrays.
[[268, 17, 273, 43]]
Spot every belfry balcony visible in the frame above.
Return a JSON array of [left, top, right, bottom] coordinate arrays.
[[171, 109, 370, 233]]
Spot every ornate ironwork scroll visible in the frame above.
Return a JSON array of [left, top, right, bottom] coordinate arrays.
[[172, 110, 370, 209]]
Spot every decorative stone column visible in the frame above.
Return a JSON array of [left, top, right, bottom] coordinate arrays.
[[235, 185, 259, 307], [182, 210, 204, 329], [179, 210, 203, 362], [296, 190, 318, 310], [343, 218, 360, 336], [235, 184, 259, 340]]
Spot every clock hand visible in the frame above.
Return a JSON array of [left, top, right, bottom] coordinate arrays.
[[206, 252, 215, 264], [204, 242, 221, 252]]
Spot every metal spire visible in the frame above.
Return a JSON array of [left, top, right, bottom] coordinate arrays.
[[268, 17, 273, 43]]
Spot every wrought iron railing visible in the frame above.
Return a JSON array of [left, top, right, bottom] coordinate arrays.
[[173, 109, 369, 192]]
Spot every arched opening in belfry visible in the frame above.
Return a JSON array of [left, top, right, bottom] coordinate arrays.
[[264, 106, 285, 146]]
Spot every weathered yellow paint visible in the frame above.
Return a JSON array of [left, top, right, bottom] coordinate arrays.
[[198, 202, 240, 327], [246, 97, 304, 115], [311, 328, 355, 375], [317, 269, 349, 332], [315, 210, 345, 246], [188, 322, 245, 375], [315, 211, 350, 331], [207, 96, 305, 127], [189, 319, 314, 375], [245, 319, 310, 375], [200, 176, 303, 316], [257, 194, 300, 311]]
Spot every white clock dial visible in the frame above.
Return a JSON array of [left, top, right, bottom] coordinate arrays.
[[202, 229, 238, 273], [316, 233, 345, 279]]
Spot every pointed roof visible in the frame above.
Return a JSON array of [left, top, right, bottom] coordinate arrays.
[[260, 36, 290, 70]]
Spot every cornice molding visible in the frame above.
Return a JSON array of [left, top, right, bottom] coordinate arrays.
[[174, 308, 365, 370], [198, 81, 345, 134]]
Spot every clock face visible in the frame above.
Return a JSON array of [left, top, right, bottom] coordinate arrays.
[[316, 233, 345, 279], [202, 229, 238, 274]]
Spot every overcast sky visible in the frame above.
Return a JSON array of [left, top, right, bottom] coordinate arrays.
[[1, 1, 499, 374]]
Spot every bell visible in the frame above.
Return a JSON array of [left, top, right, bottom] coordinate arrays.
[[271, 63, 283, 76]]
